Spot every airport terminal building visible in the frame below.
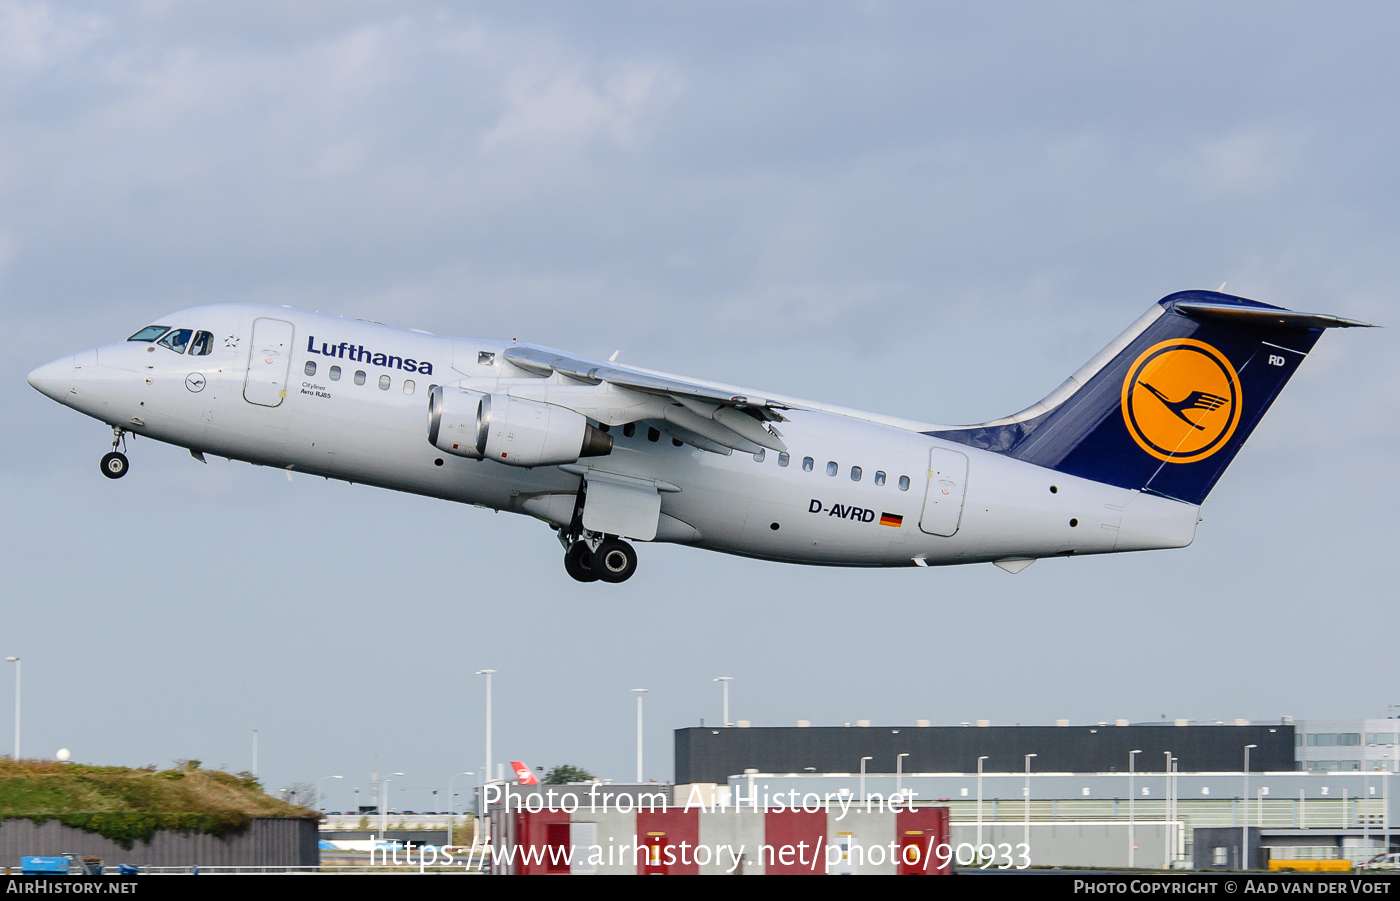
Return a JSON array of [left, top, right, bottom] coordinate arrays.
[[665, 718, 1397, 869]]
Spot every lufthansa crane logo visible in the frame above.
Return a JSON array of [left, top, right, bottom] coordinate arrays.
[[1121, 338, 1242, 464]]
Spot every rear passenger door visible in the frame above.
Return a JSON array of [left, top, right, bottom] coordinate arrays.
[[918, 447, 968, 536]]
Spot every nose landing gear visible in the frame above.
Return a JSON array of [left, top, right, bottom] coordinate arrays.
[[559, 530, 638, 583], [100, 428, 129, 479]]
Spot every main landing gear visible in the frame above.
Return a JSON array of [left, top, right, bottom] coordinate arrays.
[[561, 532, 638, 584], [100, 428, 129, 480]]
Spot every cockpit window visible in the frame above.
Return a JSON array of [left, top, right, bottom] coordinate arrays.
[[188, 331, 213, 356], [157, 328, 193, 353], [128, 326, 171, 342]]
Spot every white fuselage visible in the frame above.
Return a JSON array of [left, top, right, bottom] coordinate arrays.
[[29, 304, 1200, 568]]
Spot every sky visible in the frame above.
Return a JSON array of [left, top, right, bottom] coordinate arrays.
[[0, 1, 1396, 808]]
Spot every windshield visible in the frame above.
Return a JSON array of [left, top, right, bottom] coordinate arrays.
[[157, 328, 193, 353], [189, 330, 213, 356], [127, 325, 171, 342]]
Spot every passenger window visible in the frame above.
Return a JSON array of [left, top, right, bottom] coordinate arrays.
[[188, 331, 213, 355], [304, 361, 316, 376], [329, 366, 341, 381], [898, 475, 910, 491], [778, 452, 790, 467], [354, 370, 366, 385], [379, 375, 391, 390], [623, 423, 636, 438], [647, 427, 660, 442], [403, 379, 415, 395], [753, 448, 765, 462], [802, 456, 814, 472], [127, 325, 170, 342], [874, 471, 886, 486], [672, 438, 683, 447], [826, 461, 838, 477], [157, 328, 193, 353], [851, 466, 862, 481]]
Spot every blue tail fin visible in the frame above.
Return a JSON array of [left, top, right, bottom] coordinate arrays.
[[931, 291, 1373, 505]]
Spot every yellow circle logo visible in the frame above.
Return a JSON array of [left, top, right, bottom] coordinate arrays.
[[1121, 339, 1242, 464]]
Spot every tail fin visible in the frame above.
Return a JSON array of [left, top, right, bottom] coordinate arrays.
[[932, 290, 1374, 505], [511, 761, 539, 785]]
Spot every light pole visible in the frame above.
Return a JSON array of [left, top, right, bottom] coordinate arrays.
[[1164, 751, 1174, 869], [5, 658, 18, 761], [252, 730, 258, 778], [860, 757, 873, 807], [318, 775, 342, 812], [1129, 749, 1141, 867], [977, 756, 989, 847], [449, 771, 474, 841], [713, 677, 733, 727], [632, 689, 647, 782], [896, 753, 910, 801], [1024, 753, 1037, 848], [1243, 744, 1257, 870], [379, 772, 404, 837], [476, 670, 495, 783]]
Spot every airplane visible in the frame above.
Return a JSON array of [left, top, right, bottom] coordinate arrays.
[[26, 290, 1371, 584]]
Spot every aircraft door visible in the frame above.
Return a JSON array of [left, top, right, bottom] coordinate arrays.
[[243, 318, 295, 407], [919, 447, 968, 537]]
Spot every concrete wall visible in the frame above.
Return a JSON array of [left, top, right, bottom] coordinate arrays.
[[0, 817, 318, 867], [950, 822, 1170, 869]]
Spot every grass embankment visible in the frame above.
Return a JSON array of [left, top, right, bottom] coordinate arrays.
[[0, 759, 317, 848]]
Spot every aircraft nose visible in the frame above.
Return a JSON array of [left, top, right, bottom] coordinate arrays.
[[27, 355, 74, 403]]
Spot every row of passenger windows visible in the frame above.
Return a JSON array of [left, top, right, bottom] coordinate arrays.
[[602, 422, 911, 490], [304, 360, 416, 395], [127, 326, 213, 355]]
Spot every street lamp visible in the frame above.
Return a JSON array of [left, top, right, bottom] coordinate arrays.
[[632, 689, 648, 782], [4, 658, 18, 762], [1243, 744, 1257, 870], [977, 756, 989, 847], [1129, 749, 1141, 867], [1024, 753, 1037, 848], [318, 775, 342, 812], [379, 772, 404, 837], [896, 753, 910, 801], [1164, 751, 1174, 869], [476, 670, 496, 782], [860, 757, 873, 807], [713, 677, 733, 727], [449, 771, 474, 839]]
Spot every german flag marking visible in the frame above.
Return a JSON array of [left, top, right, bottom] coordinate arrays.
[[879, 513, 903, 527]]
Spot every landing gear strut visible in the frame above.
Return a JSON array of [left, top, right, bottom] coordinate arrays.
[[100, 428, 129, 480], [560, 530, 638, 583]]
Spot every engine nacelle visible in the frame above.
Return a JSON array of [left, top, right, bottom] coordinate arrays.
[[428, 384, 488, 458], [428, 386, 613, 467]]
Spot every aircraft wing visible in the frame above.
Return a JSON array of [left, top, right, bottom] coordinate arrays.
[[503, 345, 790, 453]]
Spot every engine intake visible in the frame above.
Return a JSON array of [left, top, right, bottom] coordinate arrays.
[[428, 386, 612, 467]]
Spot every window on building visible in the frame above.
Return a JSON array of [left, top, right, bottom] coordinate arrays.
[[874, 471, 886, 486], [329, 366, 341, 381], [898, 475, 910, 491], [753, 448, 765, 462], [802, 457, 814, 472], [778, 452, 789, 467], [403, 379, 415, 395], [379, 375, 391, 390], [1340, 733, 1362, 746], [1213, 848, 1228, 866], [850, 466, 862, 481], [826, 461, 838, 477], [354, 370, 366, 385]]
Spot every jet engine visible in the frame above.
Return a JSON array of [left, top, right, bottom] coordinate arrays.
[[428, 386, 612, 467]]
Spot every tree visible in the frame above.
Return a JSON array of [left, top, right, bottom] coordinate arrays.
[[542, 765, 595, 784]]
